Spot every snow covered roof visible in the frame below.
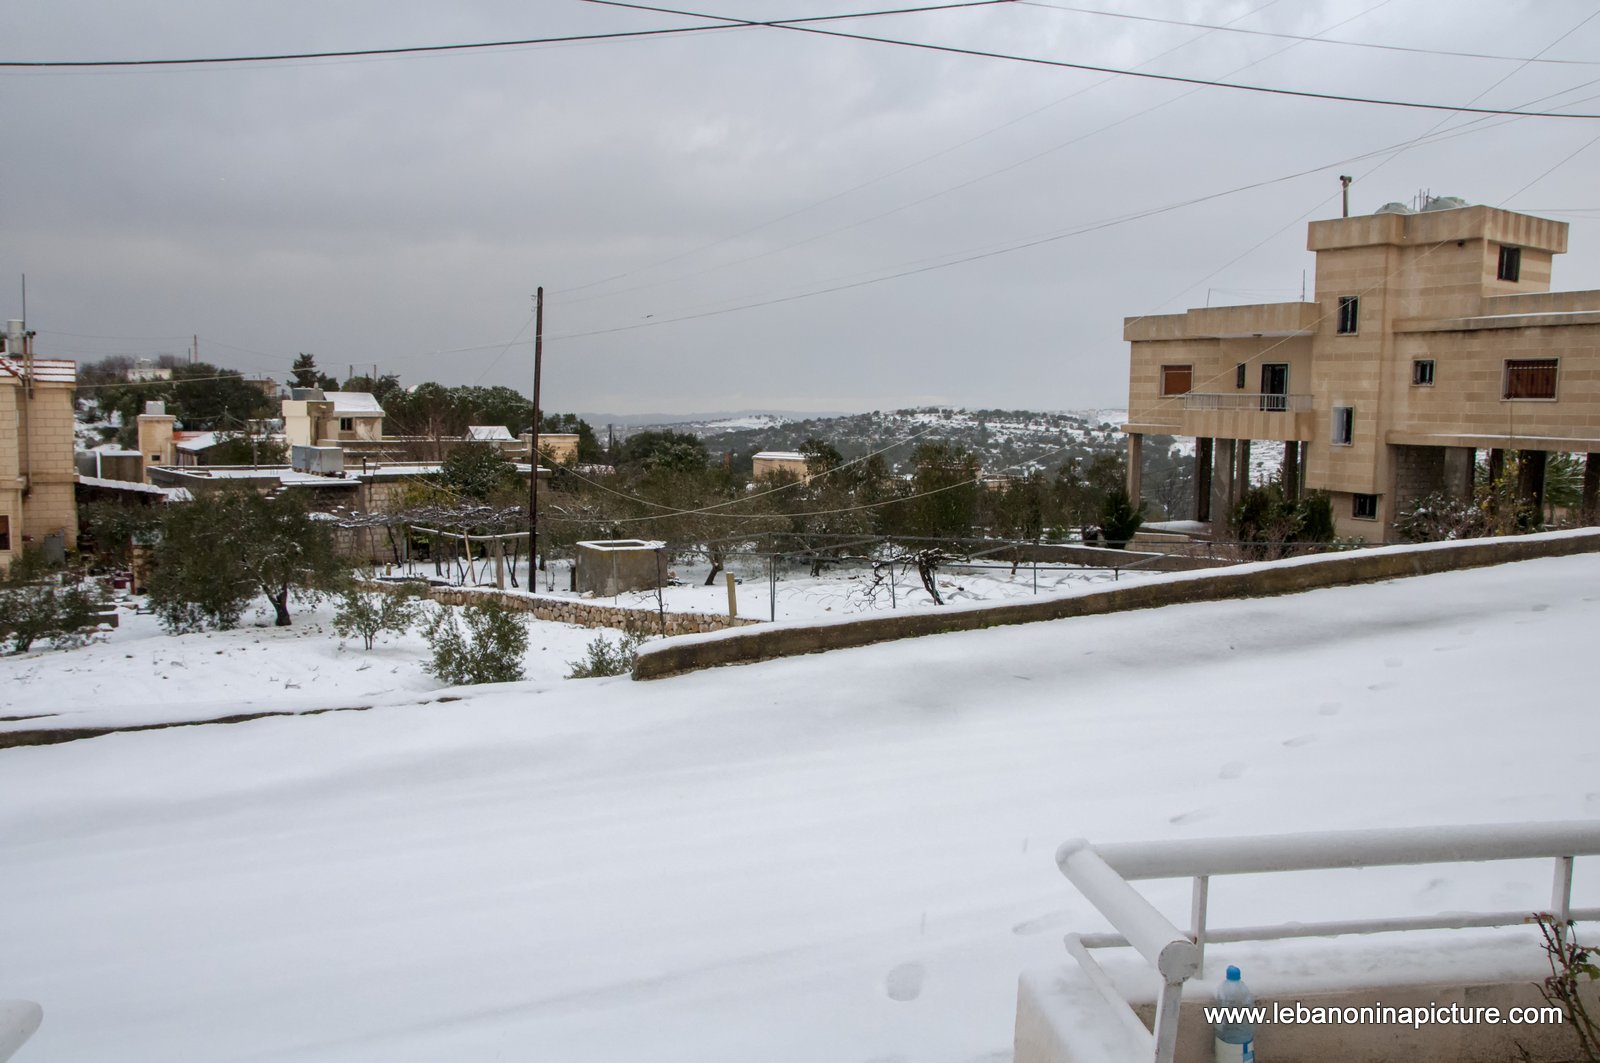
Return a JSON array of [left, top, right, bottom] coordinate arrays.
[[0, 356, 76, 384], [753, 451, 806, 462], [174, 431, 221, 452], [77, 475, 190, 501], [467, 425, 517, 442], [330, 392, 383, 415]]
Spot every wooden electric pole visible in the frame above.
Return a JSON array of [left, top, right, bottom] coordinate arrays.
[[529, 287, 544, 572]]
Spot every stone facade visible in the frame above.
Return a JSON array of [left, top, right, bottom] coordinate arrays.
[[0, 337, 78, 570]]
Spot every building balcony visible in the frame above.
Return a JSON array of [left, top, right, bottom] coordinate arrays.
[[1171, 392, 1314, 442]]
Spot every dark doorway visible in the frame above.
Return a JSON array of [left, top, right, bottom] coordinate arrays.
[[1260, 363, 1289, 411]]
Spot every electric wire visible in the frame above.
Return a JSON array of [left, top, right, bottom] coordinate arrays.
[[0, 1, 1011, 69], [586, 0, 1600, 119]]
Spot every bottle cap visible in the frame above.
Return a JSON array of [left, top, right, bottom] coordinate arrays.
[[1226, 965, 1241, 981]]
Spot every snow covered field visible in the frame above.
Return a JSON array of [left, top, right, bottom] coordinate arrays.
[[3, 554, 1598, 1061]]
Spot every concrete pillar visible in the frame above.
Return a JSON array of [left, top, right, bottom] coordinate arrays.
[[1236, 439, 1252, 491], [1195, 438, 1213, 523], [1584, 453, 1599, 525], [1487, 449, 1506, 516], [1443, 447, 1475, 501], [1282, 441, 1299, 500], [1126, 433, 1143, 507], [1518, 450, 1548, 524], [1212, 438, 1237, 528]]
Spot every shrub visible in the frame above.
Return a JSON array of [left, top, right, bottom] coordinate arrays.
[[424, 599, 529, 686], [1098, 486, 1144, 548], [333, 583, 424, 650], [0, 550, 110, 654], [566, 626, 652, 678], [1229, 485, 1336, 560]]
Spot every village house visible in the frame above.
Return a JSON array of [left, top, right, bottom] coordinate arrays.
[[282, 388, 385, 448], [751, 450, 808, 480], [1122, 198, 1600, 541], [0, 321, 78, 568]]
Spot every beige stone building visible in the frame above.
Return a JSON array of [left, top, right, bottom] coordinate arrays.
[[1123, 201, 1600, 541], [752, 450, 808, 481], [282, 389, 385, 448], [0, 321, 78, 568]]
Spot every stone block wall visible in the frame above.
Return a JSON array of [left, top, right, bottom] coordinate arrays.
[[364, 580, 759, 636]]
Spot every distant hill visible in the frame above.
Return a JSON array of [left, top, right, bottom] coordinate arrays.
[[629, 406, 1150, 476]]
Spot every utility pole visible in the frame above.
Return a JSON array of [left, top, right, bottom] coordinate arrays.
[[529, 287, 544, 572]]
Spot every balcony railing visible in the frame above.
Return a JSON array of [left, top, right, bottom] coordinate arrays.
[[1182, 392, 1310, 413]]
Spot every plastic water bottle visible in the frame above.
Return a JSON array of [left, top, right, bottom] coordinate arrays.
[[1213, 965, 1256, 1063]]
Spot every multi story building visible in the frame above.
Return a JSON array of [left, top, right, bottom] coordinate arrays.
[[0, 321, 78, 568], [1122, 199, 1600, 541]]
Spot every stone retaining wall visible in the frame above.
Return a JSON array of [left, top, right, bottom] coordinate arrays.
[[632, 529, 1600, 680], [365, 581, 760, 636]]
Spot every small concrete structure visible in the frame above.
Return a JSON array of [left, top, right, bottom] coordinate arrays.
[[752, 450, 807, 480], [575, 539, 664, 597]]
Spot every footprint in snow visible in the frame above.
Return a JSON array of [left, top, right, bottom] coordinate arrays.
[[885, 961, 925, 1002], [1282, 734, 1317, 748], [1169, 808, 1212, 825], [1383, 657, 1403, 669], [1531, 603, 1549, 612], [1012, 911, 1073, 936]]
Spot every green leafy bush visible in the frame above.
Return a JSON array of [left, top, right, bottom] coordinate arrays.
[[1098, 486, 1145, 548], [333, 583, 424, 650], [0, 550, 110, 654], [424, 599, 529, 686], [566, 626, 651, 678]]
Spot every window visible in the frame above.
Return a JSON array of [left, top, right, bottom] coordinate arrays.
[[149, 453, 162, 464], [1235, 363, 1247, 389], [1503, 358, 1558, 400], [0, 515, 9, 551], [1336, 296, 1359, 335], [1331, 406, 1354, 446], [1352, 494, 1379, 520], [1498, 245, 1522, 282], [1412, 359, 1435, 386], [339, 417, 355, 431], [1160, 364, 1193, 396]]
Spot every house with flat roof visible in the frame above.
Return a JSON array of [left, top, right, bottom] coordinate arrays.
[[0, 321, 78, 567], [282, 389, 385, 448], [751, 450, 808, 481], [1122, 198, 1600, 541]]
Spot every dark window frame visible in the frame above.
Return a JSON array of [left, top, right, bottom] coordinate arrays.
[[1235, 363, 1247, 389], [1336, 295, 1359, 335], [1160, 364, 1194, 397], [0, 514, 9, 551], [1331, 405, 1355, 446], [339, 416, 355, 431], [1352, 494, 1379, 520], [1497, 245, 1522, 283], [1503, 358, 1558, 400], [1412, 359, 1436, 387]]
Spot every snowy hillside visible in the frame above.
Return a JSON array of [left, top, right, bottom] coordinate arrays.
[[2, 553, 1597, 1061]]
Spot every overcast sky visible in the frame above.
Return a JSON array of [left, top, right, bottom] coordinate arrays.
[[4, 1, 1599, 415]]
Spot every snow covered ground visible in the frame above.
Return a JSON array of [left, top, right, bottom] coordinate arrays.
[[461, 554, 1164, 622], [2, 553, 1598, 1061], [0, 598, 616, 733]]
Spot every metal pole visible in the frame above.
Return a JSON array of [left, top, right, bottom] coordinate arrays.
[[530, 286, 544, 571], [769, 554, 776, 622]]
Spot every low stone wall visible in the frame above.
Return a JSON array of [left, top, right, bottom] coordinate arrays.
[[632, 529, 1600, 680], [365, 581, 759, 636]]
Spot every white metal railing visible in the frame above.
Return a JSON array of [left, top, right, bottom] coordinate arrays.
[[1055, 821, 1600, 1063], [1182, 392, 1311, 412], [0, 1001, 41, 1062]]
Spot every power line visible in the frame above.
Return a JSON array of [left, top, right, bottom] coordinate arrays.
[[587, 0, 1600, 119], [1018, 2, 1600, 67], [0, 1, 1010, 69]]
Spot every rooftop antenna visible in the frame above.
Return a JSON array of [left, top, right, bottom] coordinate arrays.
[[1339, 175, 1352, 218]]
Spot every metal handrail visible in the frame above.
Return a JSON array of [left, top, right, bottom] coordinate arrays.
[[1182, 392, 1311, 412], [1054, 821, 1600, 1063]]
